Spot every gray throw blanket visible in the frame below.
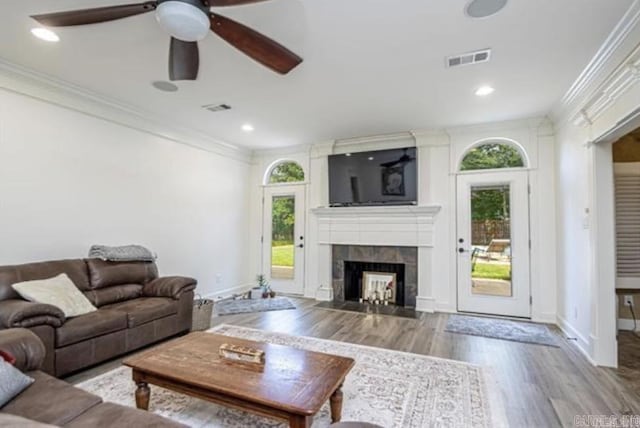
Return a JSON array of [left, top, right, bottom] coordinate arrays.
[[88, 245, 156, 262]]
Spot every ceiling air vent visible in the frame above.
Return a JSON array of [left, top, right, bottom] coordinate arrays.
[[446, 49, 491, 68], [202, 103, 231, 112]]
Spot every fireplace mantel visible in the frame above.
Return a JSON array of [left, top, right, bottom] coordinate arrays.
[[311, 205, 441, 247]]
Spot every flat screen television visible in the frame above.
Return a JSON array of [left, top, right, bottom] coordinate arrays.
[[328, 147, 417, 207]]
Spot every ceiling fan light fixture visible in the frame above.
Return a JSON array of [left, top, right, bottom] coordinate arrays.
[[156, 1, 210, 42]]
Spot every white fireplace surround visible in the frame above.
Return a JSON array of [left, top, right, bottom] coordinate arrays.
[[312, 205, 441, 312]]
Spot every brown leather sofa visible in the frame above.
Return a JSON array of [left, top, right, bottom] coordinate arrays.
[[0, 258, 196, 377], [0, 328, 186, 427]]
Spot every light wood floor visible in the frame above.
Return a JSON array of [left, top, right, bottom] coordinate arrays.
[[67, 297, 640, 427]]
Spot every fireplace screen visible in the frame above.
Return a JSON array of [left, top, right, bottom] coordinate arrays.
[[361, 271, 397, 305]]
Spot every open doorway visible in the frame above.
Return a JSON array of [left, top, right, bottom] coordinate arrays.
[[613, 127, 640, 386]]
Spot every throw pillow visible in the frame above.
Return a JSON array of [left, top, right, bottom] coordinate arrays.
[[0, 349, 16, 365], [0, 359, 34, 407], [12, 273, 97, 318]]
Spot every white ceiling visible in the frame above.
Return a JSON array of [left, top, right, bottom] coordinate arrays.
[[0, 0, 633, 150]]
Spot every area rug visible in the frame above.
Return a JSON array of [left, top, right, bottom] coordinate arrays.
[[77, 325, 507, 428], [445, 314, 560, 347], [214, 297, 295, 315]]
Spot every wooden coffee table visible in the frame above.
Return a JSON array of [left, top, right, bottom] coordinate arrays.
[[123, 332, 355, 428]]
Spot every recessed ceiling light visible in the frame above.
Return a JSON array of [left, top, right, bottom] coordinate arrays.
[[31, 27, 59, 42], [465, 0, 508, 18], [242, 124, 254, 132], [152, 81, 178, 92], [475, 86, 495, 96], [368, 157, 374, 161], [345, 153, 352, 157]]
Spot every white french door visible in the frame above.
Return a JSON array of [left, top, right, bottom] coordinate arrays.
[[456, 170, 531, 318], [262, 185, 306, 295]]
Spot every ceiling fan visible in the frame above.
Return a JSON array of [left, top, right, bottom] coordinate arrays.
[[380, 148, 416, 168], [31, 0, 303, 81]]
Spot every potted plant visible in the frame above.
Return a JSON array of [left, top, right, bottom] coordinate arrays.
[[250, 274, 268, 299], [257, 274, 270, 299]]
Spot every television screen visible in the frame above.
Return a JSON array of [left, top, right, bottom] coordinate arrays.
[[328, 147, 418, 207]]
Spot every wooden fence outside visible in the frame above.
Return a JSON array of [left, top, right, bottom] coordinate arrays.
[[471, 219, 510, 245]]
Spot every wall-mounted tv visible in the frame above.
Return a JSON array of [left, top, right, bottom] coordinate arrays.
[[328, 147, 417, 207]]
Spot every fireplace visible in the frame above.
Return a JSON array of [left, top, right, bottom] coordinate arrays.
[[332, 245, 417, 307], [344, 261, 405, 305]]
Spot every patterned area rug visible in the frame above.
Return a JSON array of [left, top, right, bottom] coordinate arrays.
[[445, 314, 560, 347], [77, 325, 506, 428], [214, 297, 295, 315]]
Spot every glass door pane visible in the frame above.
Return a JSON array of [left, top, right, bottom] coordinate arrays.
[[271, 195, 295, 280], [470, 185, 512, 297]]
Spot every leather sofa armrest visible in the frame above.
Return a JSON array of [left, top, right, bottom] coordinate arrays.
[[142, 276, 197, 300], [0, 328, 46, 372], [0, 299, 66, 329]]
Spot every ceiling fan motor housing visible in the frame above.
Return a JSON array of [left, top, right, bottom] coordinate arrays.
[[156, 0, 211, 42]]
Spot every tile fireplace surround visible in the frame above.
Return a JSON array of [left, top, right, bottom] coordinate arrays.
[[312, 205, 441, 312], [333, 245, 417, 307]]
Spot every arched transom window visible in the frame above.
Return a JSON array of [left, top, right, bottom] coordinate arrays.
[[268, 161, 305, 184], [460, 142, 526, 171]]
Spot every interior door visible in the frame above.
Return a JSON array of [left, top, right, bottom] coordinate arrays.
[[456, 170, 531, 318], [262, 185, 306, 295]]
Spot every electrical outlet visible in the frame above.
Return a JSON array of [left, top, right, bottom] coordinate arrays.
[[215, 274, 222, 284], [624, 295, 634, 307]]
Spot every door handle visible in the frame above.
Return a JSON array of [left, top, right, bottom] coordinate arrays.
[[297, 244, 304, 248], [458, 248, 468, 253]]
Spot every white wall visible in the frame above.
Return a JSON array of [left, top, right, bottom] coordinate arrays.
[[0, 88, 252, 297], [554, 123, 594, 352]]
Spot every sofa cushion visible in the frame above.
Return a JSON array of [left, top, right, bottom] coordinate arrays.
[[86, 259, 158, 289], [103, 298, 178, 328], [0, 360, 34, 407], [63, 402, 187, 428], [12, 274, 97, 318], [56, 310, 127, 347], [84, 284, 143, 307], [0, 413, 57, 427], [1, 371, 101, 426], [0, 259, 90, 301]]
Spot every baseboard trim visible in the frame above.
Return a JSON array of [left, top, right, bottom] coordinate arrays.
[[618, 318, 640, 331], [416, 296, 435, 313], [556, 315, 596, 365], [203, 283, 254, 301], [315, 286, 333, 302]]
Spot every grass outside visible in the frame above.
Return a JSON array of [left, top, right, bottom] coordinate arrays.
[[272, 244, 294, 267], [472, 262, 511, 280]]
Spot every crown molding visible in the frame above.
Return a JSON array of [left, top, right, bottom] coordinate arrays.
[[0, 58, 251, 163], [444, 116, 548, 137], [334, 131, 415, 146], [570, 46, 640, 128], [552, 0, 640, 127]]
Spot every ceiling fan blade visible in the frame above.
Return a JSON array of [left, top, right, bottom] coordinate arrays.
[[209, 0, 271, 5], [210, 14, 302, 75], [31, 2, 157, 27], [169, 38, 200, 81]]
